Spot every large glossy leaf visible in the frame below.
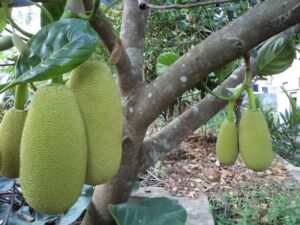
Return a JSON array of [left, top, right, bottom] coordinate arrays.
[[156, 52, 180, 75], [0, 176, 14, 192], [108, 197, 187, 225], [256, 37, 296, 76], [12, 18, 98, 86]]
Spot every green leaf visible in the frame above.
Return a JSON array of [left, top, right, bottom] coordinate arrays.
[[214, 60, 238, 81], [256, 37, 296, 76], [0, 176, 14, 192], [131, 181, 140, 193], [11, 18, 98, 89], [156, 52, 180, 75], [108, 197, 187, 225]]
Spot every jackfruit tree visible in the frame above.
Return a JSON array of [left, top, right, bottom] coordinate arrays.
[[0, 0, 299, 224]]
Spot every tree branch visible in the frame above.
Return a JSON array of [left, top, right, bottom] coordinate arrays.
[[139, 64, 248, 171], [138, 0, 232, 10], [139, 23, 300, 172], [120, 0, 149, 87], [82, 0, 135, 96], [131, 0, 300, 128]]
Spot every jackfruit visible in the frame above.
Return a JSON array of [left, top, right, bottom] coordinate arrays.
[[0, 8, 6, 34], [239, 110, 272, 172], [216, 119, 238, 165], [0, 35, 13, 51], [0, 7, 11, 34], [20, 84, 87, 214], [0, 109, 27, 178], [68, 60, 123, 185]]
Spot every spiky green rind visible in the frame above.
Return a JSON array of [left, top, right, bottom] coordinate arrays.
[[216, 119, 238, 165], [69, 60, 123, 185], [0, 8, 6, 34], [239, 110, 273, 172], [0, 109, 27, 178], [20, 84, 87, 214]]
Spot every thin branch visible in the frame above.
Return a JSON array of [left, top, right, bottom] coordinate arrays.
[[0, 63, 15, 66], [139, 0, 232, 10], [82, 0, 135, 96], [120, 0, 149, 86]]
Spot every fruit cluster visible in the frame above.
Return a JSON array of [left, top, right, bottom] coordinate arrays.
[[0, 60, 123, 214], [216, 108, 273, 172]]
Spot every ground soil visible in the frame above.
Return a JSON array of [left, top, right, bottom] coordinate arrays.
[[139, 133, 300, 201]]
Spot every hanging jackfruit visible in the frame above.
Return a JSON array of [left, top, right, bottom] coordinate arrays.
[[216, 119, 238, 165], [0, 8, 7, 34], [68, 60, 123, 185], [239, 110, 272, 172], [20, 84, 87, 214], [0, 109, 27, 178], [0, 7, 11, 34]]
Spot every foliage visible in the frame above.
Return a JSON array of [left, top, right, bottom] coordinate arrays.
[[210, 182, 300, 225], [11, 19, 98, 88], [197, 109, 227, 135], [108, 197, 187, 225], [0, 177, 93, 224], [260, 89, 300, 166], [144, 0, 248, 83], [156, 51, 179, 75], [256, 37, 296, 76]]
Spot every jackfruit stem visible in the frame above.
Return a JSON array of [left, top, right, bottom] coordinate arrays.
[[14, 83, 27, 110], [243, 51, 256, 110], [246, 86, 256, 110], [60, 0, 86, 19], [227, 99, 235, 122], [52, 75, 64, 84]]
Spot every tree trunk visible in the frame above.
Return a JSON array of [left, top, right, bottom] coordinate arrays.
[[81, 120, 146, 225]]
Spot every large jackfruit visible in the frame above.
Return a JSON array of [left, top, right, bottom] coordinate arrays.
[[20, 84, 87, 214], [68, 60, 123, 185], [216, 119, 238, 165], [239, 110, 272, 172], [0, 109, 27, 178]]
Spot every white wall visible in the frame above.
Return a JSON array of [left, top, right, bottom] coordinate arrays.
[[253, 52, 300, 115]]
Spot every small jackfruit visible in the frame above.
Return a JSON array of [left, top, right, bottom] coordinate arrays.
[[0, 35, 13, 51], [68, 60, 123, 185], [216, 119, 238, 165], [0, 8, 6, 34], [20, 84, 87, 214], [239, 110, 272, 172], [0, 7, 11, 34], [0, 109, 27, 178]]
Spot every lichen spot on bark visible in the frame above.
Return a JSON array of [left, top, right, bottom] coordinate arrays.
[[180, 76, 187, 83]]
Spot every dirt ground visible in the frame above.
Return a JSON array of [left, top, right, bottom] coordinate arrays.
[[139, 133, 300, 201]]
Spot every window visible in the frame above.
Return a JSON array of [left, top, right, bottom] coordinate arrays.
[[262, 87, 268, 94], [253, 84, 259, 92]]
